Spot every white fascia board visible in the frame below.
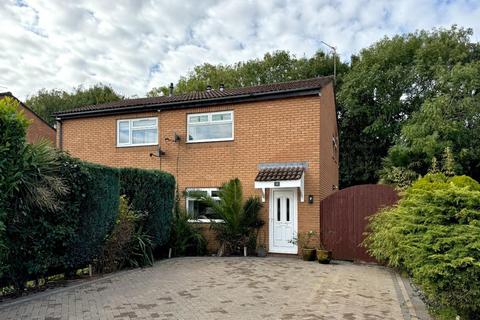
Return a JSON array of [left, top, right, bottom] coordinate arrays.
[[254, 173, 305, 203]]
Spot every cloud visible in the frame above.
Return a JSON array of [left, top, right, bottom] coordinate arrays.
[[0, 0, 478, 100]]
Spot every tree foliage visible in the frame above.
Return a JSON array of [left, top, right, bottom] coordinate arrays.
[[365, 173, 480, 318], [382, 61, 480, 182], [26, 84, 123, 125], [339, 26, 479, 187], [147, 50, 348, 96]]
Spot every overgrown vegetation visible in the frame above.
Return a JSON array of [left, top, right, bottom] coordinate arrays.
[[96, 196, 154, 273], [365, 173, 480, 318], [0, 98, 174, 293], [191, 178, 264, 255]]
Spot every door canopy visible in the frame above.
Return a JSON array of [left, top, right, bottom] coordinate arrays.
[[254, 163, 306, 202]]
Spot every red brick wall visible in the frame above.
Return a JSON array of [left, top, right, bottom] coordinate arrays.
[[59, 91, 338, 253], [20, 105, 56, 144]]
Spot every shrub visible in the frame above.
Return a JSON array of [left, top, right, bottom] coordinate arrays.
[[169, 210, 207, 257], [119, 168, 175, 248], [365, 173, 480, 318], [96, 195, 153, 272], [0, 98, 70, 289], [0, 97, 29, 272], [1, 142, 69, 290]]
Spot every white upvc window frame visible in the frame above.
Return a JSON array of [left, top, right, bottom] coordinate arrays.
[[117, 117, 158, 147], [185, 187, 223, 223], [186, 110, 234, 143]]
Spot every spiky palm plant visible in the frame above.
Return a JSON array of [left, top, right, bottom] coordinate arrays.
[[191, 178, 264, 255], [15, 140, 68, 212]]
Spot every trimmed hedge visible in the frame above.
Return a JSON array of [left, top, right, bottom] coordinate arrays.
[[63, 159, 120, 271], [1, 158, 176, 290], [119, 168, 175, 247]]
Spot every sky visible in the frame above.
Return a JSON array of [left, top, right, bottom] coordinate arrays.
[[1, 0, 479, 100]]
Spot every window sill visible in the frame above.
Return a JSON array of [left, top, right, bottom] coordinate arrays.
[[116, 143, 158, 148], [186, 138, 234, 144], [188, 219, 224, 224]]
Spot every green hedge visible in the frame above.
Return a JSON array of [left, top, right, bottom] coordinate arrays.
[[63, 159, 120, 271], [119, 168, 175, 247], [365, 173, 480, 318]]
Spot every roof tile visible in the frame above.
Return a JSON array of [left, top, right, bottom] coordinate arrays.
[[55, 77, 332, 117], [255, 167, 304, 182]]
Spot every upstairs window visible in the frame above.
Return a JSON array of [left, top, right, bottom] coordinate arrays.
[[117, 117, 158, 147], [187, 111, 233, 143]]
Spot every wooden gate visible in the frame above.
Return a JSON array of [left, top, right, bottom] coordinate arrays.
[[320, 184, 399, 262]]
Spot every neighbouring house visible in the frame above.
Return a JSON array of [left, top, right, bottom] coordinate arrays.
[[54, 77, 339, 255], [1, 92, 56, 144]]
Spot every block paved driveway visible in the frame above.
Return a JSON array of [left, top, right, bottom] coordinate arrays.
[[0, 257, 429, 320]]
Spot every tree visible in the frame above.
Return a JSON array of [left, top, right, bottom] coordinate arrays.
[[338, 26, 479, 187], [382, 61, 480, 182], [147, 50, 348, 96], [26, 84, 123, 125]]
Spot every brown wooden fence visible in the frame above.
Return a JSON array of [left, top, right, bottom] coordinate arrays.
[[320, 184, 399, 262]]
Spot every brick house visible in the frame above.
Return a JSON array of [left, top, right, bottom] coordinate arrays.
[[1, 92, 56, 144], [54, 77, 339, 255]]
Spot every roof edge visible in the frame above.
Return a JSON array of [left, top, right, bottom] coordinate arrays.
[[0, 92, 56, 130]]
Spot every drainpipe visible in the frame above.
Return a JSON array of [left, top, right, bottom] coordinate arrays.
[[56, 118, 63, 150]]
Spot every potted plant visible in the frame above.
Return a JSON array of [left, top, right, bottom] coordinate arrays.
[[316, 240, 332, 264], [290, 230, 318, 261], [256, 229, 267, 257]]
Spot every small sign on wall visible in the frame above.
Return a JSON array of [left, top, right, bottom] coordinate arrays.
[[274, 181, 280, 186]]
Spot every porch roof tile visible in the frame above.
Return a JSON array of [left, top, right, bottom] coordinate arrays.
[[255, 166, 304, 182]]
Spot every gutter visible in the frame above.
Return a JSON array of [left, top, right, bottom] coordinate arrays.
[[54, 87, 321, 120]]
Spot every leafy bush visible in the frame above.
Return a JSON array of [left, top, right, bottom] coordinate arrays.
[[0, 97, 71, 289], [169, 210, 207, 257], [119, 168, 175, 248], [0, 97, 29, 266], [191, 178, 264, 255], [365, 173, 480, 318], [1, 142, 69, 290], [96, 196, 153, 272]]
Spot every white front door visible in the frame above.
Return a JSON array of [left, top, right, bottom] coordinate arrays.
[[269, 189, 297, 254]]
